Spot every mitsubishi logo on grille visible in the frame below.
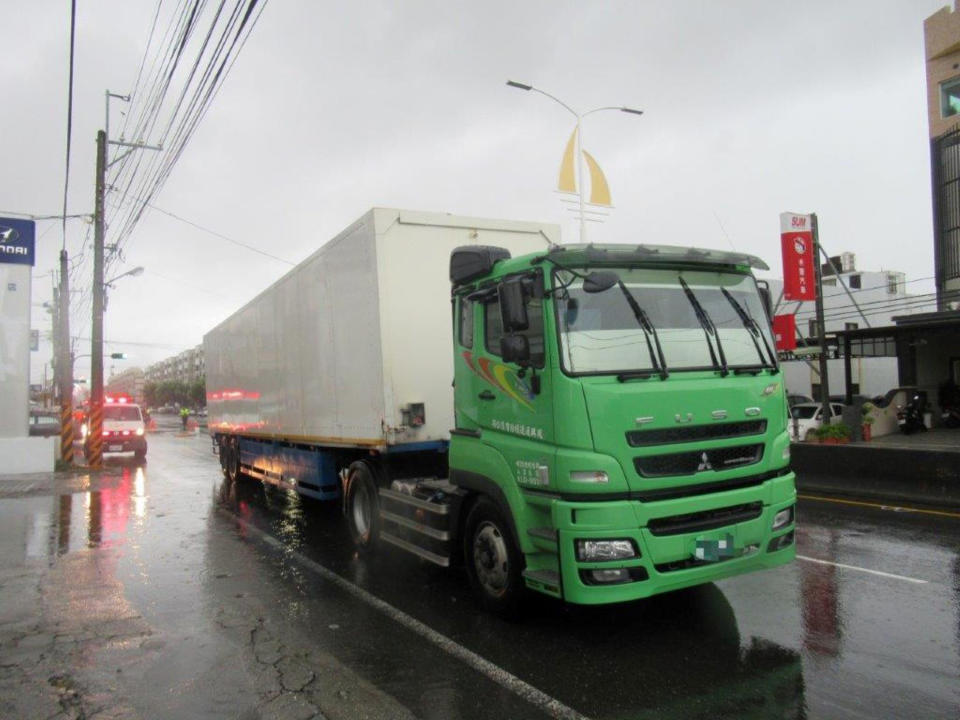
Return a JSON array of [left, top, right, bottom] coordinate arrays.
[[697, 452, 712, 472]]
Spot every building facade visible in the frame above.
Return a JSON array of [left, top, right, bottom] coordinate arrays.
[[105, 367, 145, 404], [144, 345, 205, 385], [925, 3, 960, 308], [770, 253, 934, 399]]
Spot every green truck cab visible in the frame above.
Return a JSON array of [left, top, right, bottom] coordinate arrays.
[[447, 243, 795, 613]]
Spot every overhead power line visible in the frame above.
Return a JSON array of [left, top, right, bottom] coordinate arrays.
[[104, 0, 270, 274], [61, 0, 78, 251], [146, 202, 296, 265]]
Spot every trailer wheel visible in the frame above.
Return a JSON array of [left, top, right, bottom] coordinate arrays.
[[225, 439, 241, 483], [464, 497, 524, 617], [345, 461, 379, 551]]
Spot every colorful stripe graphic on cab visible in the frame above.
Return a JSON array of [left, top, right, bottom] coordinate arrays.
[[462, 351, 536, 411]]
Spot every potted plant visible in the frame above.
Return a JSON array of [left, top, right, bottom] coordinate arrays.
[[816, 422, 852, 445], [861, 402, 876, 441]]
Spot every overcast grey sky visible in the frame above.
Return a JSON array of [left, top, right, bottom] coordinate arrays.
[[1, 0, 948, 383]]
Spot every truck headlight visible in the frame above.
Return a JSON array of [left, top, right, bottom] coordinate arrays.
[[570, 470, 608, 484], [772, 506, 794, 530], [576, 539, 638, 562], [135, 427, 144, 436]]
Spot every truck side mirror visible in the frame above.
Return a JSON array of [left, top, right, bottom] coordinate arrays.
[[499, 278, 528, 332], [501, 335, 530, 366], [583, 271, 619, 294]]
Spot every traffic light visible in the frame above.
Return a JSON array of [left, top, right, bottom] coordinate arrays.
[[110, 352, 127, 359]]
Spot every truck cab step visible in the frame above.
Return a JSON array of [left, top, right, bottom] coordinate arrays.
[[379, 487, 451, 515], [522, 569, 561, 596], [380, 531, 451, 567]]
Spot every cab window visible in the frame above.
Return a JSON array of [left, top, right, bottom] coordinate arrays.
[[458, 297, 474, 349]]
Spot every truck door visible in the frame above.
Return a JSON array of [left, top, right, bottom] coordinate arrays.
[[471, 281, 555, 490]]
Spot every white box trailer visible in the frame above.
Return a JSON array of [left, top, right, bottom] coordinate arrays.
[[204, 208, 557, 495]]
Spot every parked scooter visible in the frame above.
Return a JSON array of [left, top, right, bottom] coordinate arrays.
[[897, 393, 927, 434], [938, 380, 960, 428], [941, 404, 960, 428]]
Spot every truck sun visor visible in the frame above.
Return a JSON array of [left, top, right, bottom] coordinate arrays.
[[450, 245, 511, 285]]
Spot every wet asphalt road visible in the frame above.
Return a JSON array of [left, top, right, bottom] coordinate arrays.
[[1, 427, 959, 719]]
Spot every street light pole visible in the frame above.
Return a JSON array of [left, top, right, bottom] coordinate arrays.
[[506, 80, 643, 242]]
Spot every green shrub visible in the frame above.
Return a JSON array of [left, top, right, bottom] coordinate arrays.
[[861, 402, 876, 425], [816, 422, 851, 440]]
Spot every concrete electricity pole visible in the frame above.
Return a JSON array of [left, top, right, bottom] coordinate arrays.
[[58, 249, 74, 464], [811, 214, 830, 423], [87, 91, 161, 468], [88, 130, 107, 468]]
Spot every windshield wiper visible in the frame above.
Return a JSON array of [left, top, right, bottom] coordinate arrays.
[[721, 288, 779, 374], [677, 277, 728, 376], [615, 281, 669, 380]]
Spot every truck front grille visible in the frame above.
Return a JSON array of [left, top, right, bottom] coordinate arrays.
[[626, 420, 766, 447], [633, 444, 764, 478], [647, 501, 763, 536]]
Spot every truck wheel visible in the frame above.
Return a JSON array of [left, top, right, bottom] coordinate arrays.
[[134, 447, 147, 464], [464, 497, 524, 617], [345, 461, 379, 551]]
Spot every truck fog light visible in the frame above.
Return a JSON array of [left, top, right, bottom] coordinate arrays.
[[588, 568, 630, 584], [570, 470, 608, 484], [768, 530, 794, 553], [576, 539, 637, 562], [772, 506, 794, 530]]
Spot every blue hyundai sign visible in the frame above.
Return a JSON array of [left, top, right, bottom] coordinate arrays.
[[0, 217, 36, 266]]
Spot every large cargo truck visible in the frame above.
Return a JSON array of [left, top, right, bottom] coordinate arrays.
[[205, 207, 796, 615]]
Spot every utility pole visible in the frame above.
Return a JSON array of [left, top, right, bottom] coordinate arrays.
[[87, 91, 161, 468], [88, 130, 107, 468], [58, 251, 74, 464], [811, 213, 830, 423]]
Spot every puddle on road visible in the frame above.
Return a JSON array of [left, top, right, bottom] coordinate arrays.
[[6, 467, 151, 560]]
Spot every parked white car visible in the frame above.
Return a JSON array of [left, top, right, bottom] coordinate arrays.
[[789, 402, 845, 441]]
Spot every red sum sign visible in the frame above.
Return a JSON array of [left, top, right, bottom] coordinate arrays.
[[780, 213, 815, 301]]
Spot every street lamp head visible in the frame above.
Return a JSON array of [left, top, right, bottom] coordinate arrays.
[[620, 106, 644, 116], [506, 80, 533, 91], [105, 266, 145, 286], [128, 266, 145, 277]]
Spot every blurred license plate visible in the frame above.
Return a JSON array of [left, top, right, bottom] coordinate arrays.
[[694, 533, 737, 562], [109, 444, 123, 452], [897, 418, 906, 426]]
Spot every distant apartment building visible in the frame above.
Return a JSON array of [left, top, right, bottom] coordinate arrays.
[[925, 3, 960, 308], [770, 253, 935, 398], [144, 345, 205, 385], [105, 367, 146, 404]]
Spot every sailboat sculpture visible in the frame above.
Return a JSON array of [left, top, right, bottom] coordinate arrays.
[[557, 127, 612, 207]]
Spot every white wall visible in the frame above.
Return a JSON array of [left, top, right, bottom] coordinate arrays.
[[782, 357, 899, 399], [0, 265, 31, 437]]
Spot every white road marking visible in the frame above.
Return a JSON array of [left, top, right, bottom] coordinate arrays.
[[221, 508, 591, 720], [796, 554, 928, 584]]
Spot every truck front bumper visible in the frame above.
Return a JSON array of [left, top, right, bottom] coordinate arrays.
[[543, 471, 796, 605]]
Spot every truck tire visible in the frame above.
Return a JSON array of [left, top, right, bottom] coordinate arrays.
[[463, 497, 525, 618], [134, 446, 147, 464], [345, 461, 379, 551]]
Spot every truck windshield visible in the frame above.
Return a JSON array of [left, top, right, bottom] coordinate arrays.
[[554, 267, 775, 375]]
